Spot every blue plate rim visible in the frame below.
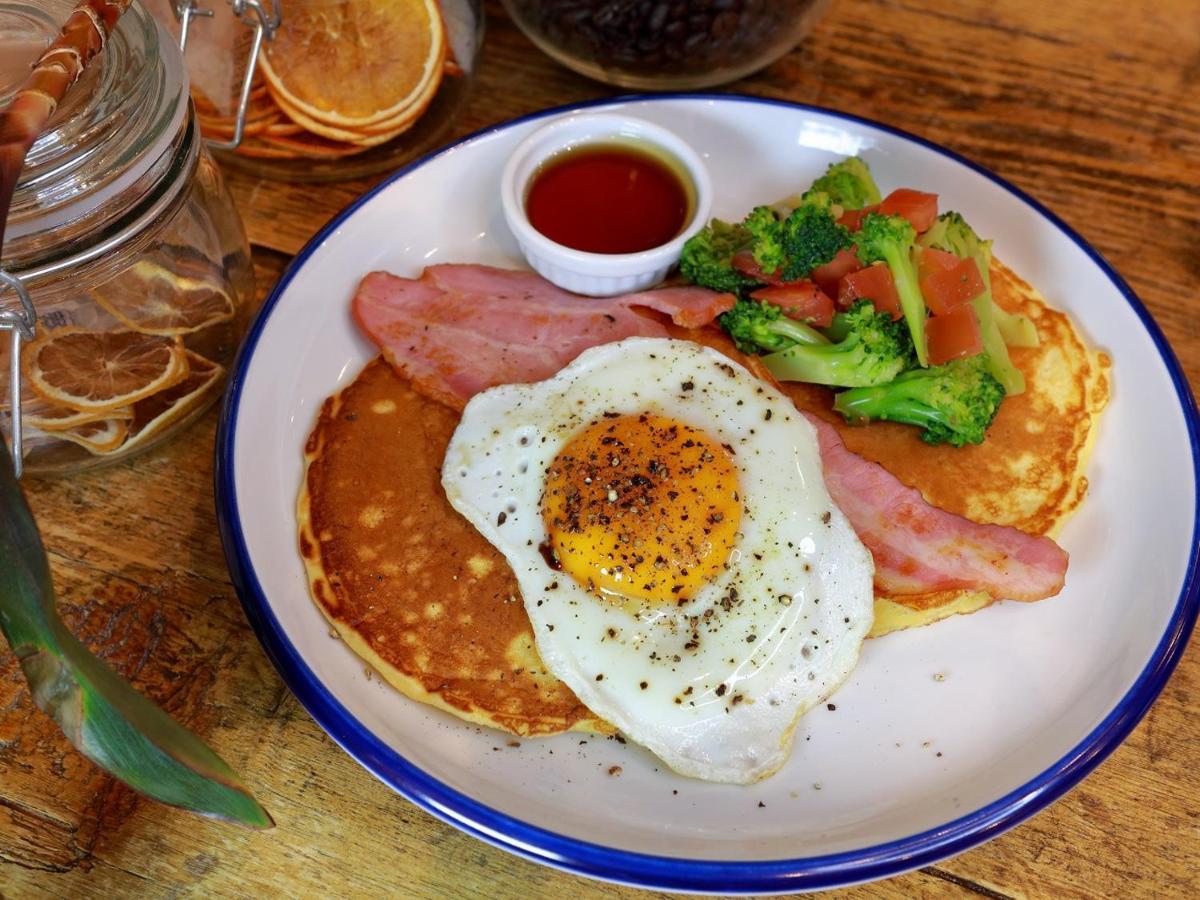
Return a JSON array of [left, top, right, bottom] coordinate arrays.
[[214, 93, 1200, 893]]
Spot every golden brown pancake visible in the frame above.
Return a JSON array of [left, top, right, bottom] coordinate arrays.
[[298, 358, 609, 736], [781, 259, 1111, 635]]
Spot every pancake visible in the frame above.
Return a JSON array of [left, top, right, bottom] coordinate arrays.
[[780, 259, 1111, 635], [298, 358, 609, 736]]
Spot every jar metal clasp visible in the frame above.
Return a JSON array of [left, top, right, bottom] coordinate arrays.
[[0, 270, 36, 479], [174, 0, 281, 151]]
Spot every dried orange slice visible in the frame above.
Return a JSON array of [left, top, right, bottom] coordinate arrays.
[[263, 120, 305, 138], [236, 129, 367, 160], [266, 79, 437, 148], [0, 382, 134, 430], [265, 71, 436, 135], [198, 112, 279, 141], [24, 328, 189, 413], [102, 351, 225, 455], [258, 0, 446, 130], [265, 85, 412, 146], [198, 90, 279, 133], [25, 401, 133, 432], [91, 259, 235, 336], [52, 417, 130, 454], [230, 137, 310, 160]]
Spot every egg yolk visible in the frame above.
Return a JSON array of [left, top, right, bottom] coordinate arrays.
[[540, 413, 741, 605]]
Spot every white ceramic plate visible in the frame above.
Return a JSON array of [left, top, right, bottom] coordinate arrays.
[[216, 96, 1199, 893]]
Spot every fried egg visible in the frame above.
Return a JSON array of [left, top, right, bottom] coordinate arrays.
[[441, 338, 874, 783]]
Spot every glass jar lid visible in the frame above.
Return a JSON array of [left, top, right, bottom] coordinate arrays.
[[0, 0, 188, 274]]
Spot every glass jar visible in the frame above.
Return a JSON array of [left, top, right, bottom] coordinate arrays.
[[144, 0, 484, 183], [500, 0, 831, 90], [0, 0, 254, 476]]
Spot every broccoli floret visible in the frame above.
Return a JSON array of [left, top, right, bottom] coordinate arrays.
[[853, 213, 929, 367], [803, 157, 883, 210], [919, 211, 981, 259], [833, 355, 1006, 447], [919, 211, 1032, 395], [761, 300, 915, 388], [680, 218, 760, 294], [743, 206, 787, 277], [781, 199, 852, 279], [743, 197, 851, 281], [719, 300, 829, 355]]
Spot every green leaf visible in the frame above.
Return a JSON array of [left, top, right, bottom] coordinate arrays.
[[0, 440, 272, 828]]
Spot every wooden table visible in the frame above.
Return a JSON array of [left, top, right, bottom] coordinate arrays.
[[3, 1, 1198, 896]]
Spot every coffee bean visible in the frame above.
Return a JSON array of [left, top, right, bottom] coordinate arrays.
[[648, 3, 668, 32]]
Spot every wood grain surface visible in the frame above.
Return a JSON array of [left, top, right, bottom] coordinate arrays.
[[2, 1, 1198, 897]]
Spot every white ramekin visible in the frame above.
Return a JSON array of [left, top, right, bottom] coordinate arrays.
[[500, 113, 712, 297]]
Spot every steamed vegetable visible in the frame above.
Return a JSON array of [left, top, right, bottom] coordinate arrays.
[[760, 300, 915, 388], [679, 155, 1032, 449], [852, 213, 930, 366], [720, 299, 830, 354], [751, 283, 835, 328], [679, 218, 758, 294], [743, 195, 852, 282], [920, 211, 1033, 393], [838, 264, 901, 319], [833, 355, 1006, 447], [803, 156, 883, 210], [877, 189, 939, 232], [926, 304, 984, 365]]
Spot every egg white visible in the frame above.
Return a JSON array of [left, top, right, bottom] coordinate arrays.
[[441, 338, 874, 783]]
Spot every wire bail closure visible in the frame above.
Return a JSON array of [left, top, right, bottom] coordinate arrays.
[[0, 269, 37, 479], [175, 0, 281, 151]]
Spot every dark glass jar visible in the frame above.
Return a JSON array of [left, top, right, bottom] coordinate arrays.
[[500, 0, 831, 90]]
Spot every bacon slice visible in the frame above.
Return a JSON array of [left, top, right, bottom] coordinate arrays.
[[804, 412, 1067, 600], [352, 265, 734, 410]]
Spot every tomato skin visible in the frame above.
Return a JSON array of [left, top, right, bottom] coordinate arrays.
[[878, 189, 939, 232], [838, 264, 902, 318], [919, 256, 986, 316], [838, 190, 938, 233], [751, 282, 835, 328], [837, 205, 878, 231], [732, 250, 785, 285], [917, 247, 960, 277], [810, 247, 863, 296], [927, 305, 983, 365]]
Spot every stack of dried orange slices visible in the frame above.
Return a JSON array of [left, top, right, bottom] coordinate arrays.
[[196, 0, 454, 160], [17, 262, 231, 458]]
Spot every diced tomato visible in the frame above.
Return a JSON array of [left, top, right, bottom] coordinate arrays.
[[927, 305, 983, 365], [837, 264, 902, 319], [917, 247, 960, 277], [878, 189, 939, 233], [837, 204, 878, 231], [751, 282, 835, 328], [810, 247, 864, 296], [919, 256, 986, 316], [732, 250, 785, 286]]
